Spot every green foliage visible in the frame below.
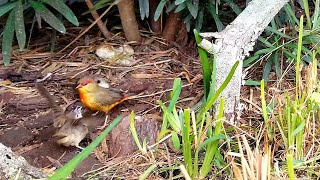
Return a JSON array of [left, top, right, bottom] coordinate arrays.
[[275, 16, 320, 178], [153, 0, 243, 32], [244, 0, 320, 83], [0, 0, 78, 66], [49, 115, 123, 180], [153, 29, 239, 178]]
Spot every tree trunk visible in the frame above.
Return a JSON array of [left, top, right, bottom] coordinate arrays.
[[198, 0, 290, 121], [162, 11, 181, 42], [149, 0, 161, 34], [117, 0, 141, 42]]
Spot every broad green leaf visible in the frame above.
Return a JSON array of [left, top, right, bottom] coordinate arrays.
[[186, 0, 197, 18], [15, 0, 26, 50], [0, 2, 16, 17], [2, 9, 15, 66], [31, 1, 66, 33], [154, 0, 167, 21], [49, 115, 123, 179], [42, 0, 79, 26], [174, 0, 186, 5]]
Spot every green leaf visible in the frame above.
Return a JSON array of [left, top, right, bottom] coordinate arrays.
[[194, 29, 211, 99], [184, 14, 192, 32], [195, 7, 204, 31], [207, 0, 224, 31], [49, 115, 123, 179], [291, 122, 305, 137], [0, 2, 16, 17], [42, 0, 79, 26], [168, 78, 182, 111], [262, 58, 273, 82], [31, 1, 66, 33], [186, 0, 198, 18], [166, 2, 176, 13], [138, 0, 149, 20], [171, 131, 180, 150], [154, 0, 167, 21], [15, 0, 26, 50], [2, 9, 15, 66], [244, 80, 261, 86], [175, 0, 186, 5], [174, 2, 186, 13]]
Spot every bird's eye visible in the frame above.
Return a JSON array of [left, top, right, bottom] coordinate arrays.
[[96, 79, 101, 84]]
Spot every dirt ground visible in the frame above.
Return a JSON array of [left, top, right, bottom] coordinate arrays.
[[0, 34, 210, 177]]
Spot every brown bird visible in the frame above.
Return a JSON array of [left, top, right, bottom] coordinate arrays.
[[35, 82, 88, 149]]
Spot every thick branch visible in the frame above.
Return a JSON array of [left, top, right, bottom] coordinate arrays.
[[199, 0, 289, 120], [117, 0, 142, 42]]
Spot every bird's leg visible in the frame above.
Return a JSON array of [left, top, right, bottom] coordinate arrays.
[[75, 145, 85, 153], [97, 115, 108, 130], [92, 111, 100, 116]]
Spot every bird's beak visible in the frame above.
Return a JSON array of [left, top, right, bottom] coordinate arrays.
[[76, 84, 82, 89]]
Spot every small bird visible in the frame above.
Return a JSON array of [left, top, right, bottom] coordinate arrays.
[[35, 82, 88, 149], [76, 75, 129, 113], [76, 75, 129, 129]]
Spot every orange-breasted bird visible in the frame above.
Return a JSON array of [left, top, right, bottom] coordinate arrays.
[[76, 75, 129, 114]]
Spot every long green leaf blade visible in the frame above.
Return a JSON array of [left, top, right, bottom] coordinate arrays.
[[0, 2, 16, 17], [15, 0, 26, 50], [154, 0, 167, 21], [48, 115, 123, 179], [194, 29, 211, 99], [42, 0, 79, 26], [2, 9, 15, 66], [31, 1, 66, 33]]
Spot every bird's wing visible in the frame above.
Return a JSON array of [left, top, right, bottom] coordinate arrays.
[[91, 87, 124, 106]]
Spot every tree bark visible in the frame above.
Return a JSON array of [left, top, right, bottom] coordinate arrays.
[[162, 11, 181, 42], [199, 0, 289, 121], [149, 0, 161, 34], [117, 0, 142, 42]]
